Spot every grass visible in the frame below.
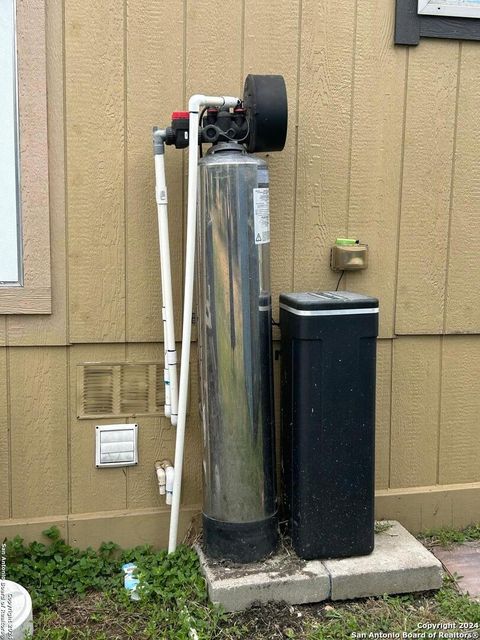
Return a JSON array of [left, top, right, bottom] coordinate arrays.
[[4, 525, 480, 639], [418, 523, 480, 548], [374, 521, 393, 534], [30, 578, 480, 640]]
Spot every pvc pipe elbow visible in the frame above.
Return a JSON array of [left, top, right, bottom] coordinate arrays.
[[188, 94, 240, 113], [188, 94, 203, 112]]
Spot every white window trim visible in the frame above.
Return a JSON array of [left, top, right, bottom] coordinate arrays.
[[418, 0, 480, 18], [0, 0, 51, 314], [0, 0, 23, 286]]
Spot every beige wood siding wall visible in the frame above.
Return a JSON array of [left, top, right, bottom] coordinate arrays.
[[1, 0, 479, 545]]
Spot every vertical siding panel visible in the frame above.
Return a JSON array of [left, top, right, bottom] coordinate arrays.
[[0, 349, 9, 518], [439, 337, 480, 484], [8, 0, 67, 346], [69, 344, 127, 513], [294, 0, 356, 291], [65, 1, 126, 343], [445, 45, 480, 333], [125, 342, 202, 508], [10, 347, 68, 517], [453, 491, 480, 530], [2, 0, 480, 545], [395, 42, 459, 334], [243, 0, 300, 320], [125, 1, 185, 342], [181, 343, 202, 505], [185, 1, 243, 100], [125, 343, 174, 509], [375, 340, 392, 490], [347, 0, 406, 339], [390, 337, 441, 488], [184, 1, 243, 342]]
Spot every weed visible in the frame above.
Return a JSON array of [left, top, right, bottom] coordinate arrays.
[[6, 526, 121, 609], [8, 527, 480, 639], [435, 575, 480, 622], [419, 523, 480, 548], [374, 521, 394, 535], [8, 527, 232, 639]]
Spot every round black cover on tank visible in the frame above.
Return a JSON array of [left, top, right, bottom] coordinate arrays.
[[243, 75, 288, 153], [202, 512, 279, 563]]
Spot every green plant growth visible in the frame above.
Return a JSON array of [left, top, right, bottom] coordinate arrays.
[[6, 527, 229, 640], [374, 521, 393, 535], [5, 526, 480, 639], [305, 579, 480, 640], [223, 577, 480, 640], [418, 523, 480, 548], [6, 527, 121, 608]]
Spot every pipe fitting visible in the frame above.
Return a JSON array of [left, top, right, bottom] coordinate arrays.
[[188, 94, 241, 114], [155, 459, 174, 498], [155, 462, 166, 495], [152, 127, 167, 155]]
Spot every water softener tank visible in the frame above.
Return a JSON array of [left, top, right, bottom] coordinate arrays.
[[280, 291, 378, 559], [197, 142, 278, 562]]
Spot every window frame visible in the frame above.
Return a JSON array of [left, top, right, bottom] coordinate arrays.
[[396, 0, 480, 45], [418, 0, 480, 18], [0, 0, 23, 287], [0, 0, 51, 314]]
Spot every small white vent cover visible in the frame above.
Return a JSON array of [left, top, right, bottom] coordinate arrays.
[[95, 424, 138, 468]]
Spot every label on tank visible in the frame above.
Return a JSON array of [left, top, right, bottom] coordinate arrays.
[[253, 188, 270, 244], [257, 168, 269, 187]]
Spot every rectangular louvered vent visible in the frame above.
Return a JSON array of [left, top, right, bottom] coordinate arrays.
[[95, 424, 138, 467], [120, 364, 149, 414], [78, 363, 164, 419], [83, 366, 114, 415]]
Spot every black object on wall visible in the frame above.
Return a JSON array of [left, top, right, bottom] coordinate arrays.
[[280, 291, 378, 560], [396, 0, 480, 45]]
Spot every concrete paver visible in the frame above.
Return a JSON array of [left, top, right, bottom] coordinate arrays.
[[197, 521, 443, 611]]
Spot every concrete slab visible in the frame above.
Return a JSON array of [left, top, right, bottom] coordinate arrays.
[[433, 542, 480, 600], [196, 521, 443, 611], [195, 544, 330, 612], [324, 521, 443, 600]]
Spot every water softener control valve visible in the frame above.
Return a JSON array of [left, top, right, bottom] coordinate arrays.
[[162, 75, 288, 153]]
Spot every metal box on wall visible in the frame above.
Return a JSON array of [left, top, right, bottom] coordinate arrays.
[[280, 291, 379, 560]]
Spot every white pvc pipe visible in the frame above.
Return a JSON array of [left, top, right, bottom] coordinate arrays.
[[168, 94, 240, 553], [155, 151, 179, 426], [161, 281, 171, 418], [157, 158, 171, 419], [165, 465, 174, 506]]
